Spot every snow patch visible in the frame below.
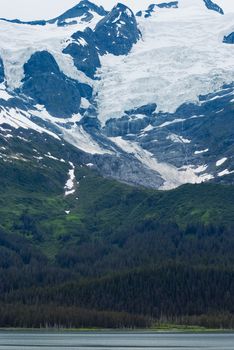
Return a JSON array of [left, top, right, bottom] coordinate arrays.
[[159, 118, 186, 128], [216, 157, 227, 166], [0, 87, 12, 101], [62, 125, 111, 155], [0, 107, 60, 139], [218, 169, 234, 177], [64, 162, 76, 196], [110, 136, 213, 190], [167, 133, 191, 144], [194, 148, 209, 154]]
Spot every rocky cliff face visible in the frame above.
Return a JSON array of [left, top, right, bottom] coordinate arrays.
[[0, 58, 4, 84], [223, 32, 234, 44]]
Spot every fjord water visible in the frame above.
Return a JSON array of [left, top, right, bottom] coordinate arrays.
[[0, 332, 234, 349]]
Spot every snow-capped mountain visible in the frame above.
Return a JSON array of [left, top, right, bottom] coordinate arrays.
[[0, 0, 233, 189]]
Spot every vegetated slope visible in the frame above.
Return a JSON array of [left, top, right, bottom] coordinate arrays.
[[0, 0, 234, 329], [0, 148, 234, 328]]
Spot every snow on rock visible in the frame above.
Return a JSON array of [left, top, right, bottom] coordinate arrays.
[[159, 118, 185, 128], [216, 157, 227, 166], [64, 162, 76, 196], [110, 136, 213, 190], [62, 125, 111, 155], [218, 169, 234, 177], [0, 106, 60, 139], [214, 0, 234, 14], [0, 17, 96, 90], [94, 0, 234, 125], [44, 152, 60, 161], [80, 97, 91, 109], [0, 88, 11, 101], [194, 148, 209, 154], [167, 133, 191, 144], [28, 105, 111, 155]]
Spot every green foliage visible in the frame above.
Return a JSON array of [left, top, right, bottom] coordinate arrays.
[[0, 153, 234, 328]]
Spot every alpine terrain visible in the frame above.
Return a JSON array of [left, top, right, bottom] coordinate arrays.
[[0, 0, 234, 329]]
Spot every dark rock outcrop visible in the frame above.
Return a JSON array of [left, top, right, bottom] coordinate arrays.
[[49, 0, 107, 26], [95, 3, 141, 56], [63, 29, 101, 78], [0, 57, 4, 83], [22, 51, 81, 117], [203, 0, 224, 14], [223, 32, 234, 44], [136, 2, 178, 18]]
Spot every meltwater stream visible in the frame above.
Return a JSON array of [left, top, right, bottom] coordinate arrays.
[[0, 331, 234, 349]]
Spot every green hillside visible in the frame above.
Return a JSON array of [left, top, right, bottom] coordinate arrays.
[[0, 151, 234, 329]]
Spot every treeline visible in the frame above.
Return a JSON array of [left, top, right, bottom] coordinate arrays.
[[1, 222, 234, 328], [0, 304, 150, 329], [4, 265, 234, 327], [55, 222, 234, 276], [178, 312, 234, 329], [0, 177, 234, 328]]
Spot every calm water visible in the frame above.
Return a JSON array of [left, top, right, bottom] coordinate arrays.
[[0, 331, 234, 349]]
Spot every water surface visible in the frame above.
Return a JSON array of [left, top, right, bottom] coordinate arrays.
[[0, 331, 234, 349]]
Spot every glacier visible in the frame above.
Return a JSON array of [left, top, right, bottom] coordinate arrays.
[[94, 0, 234, 124], [0, 0, 233, 190]]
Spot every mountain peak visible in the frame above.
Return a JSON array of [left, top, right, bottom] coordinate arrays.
[[48, 0, 108, 25], [94, 2, 140, 55]]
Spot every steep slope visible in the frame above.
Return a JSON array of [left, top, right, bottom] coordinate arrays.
[[0, 0, 233, 189], [0, 150, 233, 327], [0, 0, 234, 329]]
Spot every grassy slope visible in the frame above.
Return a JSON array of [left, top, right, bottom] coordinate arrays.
[[0, 156, 233, 260]]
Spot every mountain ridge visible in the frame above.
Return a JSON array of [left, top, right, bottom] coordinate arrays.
[[0, 0, 234, 329], [0, 0, 233, 189]]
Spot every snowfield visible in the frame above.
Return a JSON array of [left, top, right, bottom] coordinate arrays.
[[0, 0, 233, 189], [0, 15, 100, 89], [94, 0, 234, 124]]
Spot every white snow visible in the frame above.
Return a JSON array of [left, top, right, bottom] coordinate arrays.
[[0, 107, 60, 139], [141, 124, 155, 133], [218, 169, 234, 177], [1, 103, 110, 156], [0, 12, 100, 89], [17, 135, 29, 142], [62, 125, 111, 155], [2, 0, 233, 23], [0, 86, 12, 101], [95, 1, 234, 125], [125, 8, 133, 17], [159, 119, 186, 128], [215, 0, 234, 14], [167, 133, 191, 144], [64, 162, 76, 196], [216, 157, 227, 166], [194, 148, 209, 154], [80, 98, 91, 109], [32, 105, 83, 124], [110, 136, 213, 189], [44, 152, 60, 161]]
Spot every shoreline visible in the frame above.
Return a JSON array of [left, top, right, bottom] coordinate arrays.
[[0, 326, 234, 333]]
